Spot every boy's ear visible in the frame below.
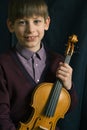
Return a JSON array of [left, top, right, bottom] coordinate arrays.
[[7, 19, 14, 33], [45, 16, 50, 31]]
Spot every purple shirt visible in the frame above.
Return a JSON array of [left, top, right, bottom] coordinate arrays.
[[16, 43, 46, 83]]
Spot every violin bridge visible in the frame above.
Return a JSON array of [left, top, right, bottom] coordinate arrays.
[[39, 125, 48, 130]]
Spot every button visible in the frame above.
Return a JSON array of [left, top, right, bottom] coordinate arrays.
[[37, 79, 39, 82], [36, 64, 38, 66]]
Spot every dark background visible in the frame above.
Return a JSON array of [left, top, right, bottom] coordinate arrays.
[[0, 0, 87, 130]]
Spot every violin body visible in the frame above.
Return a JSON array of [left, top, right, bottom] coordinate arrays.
[[18, 82, 71, 130]]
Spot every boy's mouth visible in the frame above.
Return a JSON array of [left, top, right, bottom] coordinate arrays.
[[24, 36, 38, 42]]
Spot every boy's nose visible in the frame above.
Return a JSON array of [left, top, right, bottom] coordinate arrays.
[[25, 23, 34, 33]]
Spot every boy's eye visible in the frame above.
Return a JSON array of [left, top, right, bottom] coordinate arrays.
[[17, 20, 26, 25], [34, 20, 42, 25]]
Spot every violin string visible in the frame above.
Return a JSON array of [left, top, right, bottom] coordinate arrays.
[[50, 81, 62, 116], [45, 80, 62, 116]]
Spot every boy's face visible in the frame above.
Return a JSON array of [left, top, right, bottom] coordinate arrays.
[[7, 16, 50, 52]]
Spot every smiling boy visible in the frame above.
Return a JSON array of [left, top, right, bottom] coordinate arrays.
[[0, 0, 77, 130]]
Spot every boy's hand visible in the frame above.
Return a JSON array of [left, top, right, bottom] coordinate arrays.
[[56, 62, 73, 90]]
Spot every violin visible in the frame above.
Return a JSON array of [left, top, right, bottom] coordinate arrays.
[[18, 34, 78, 130]]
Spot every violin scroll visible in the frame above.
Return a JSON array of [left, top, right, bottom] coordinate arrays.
[[65, 34, 78, 56]]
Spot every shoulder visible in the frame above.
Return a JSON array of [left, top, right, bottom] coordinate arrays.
[[46, 48, 65, 64], [0, 48, 16, 66]]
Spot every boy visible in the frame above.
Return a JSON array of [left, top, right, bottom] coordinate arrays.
[[0, 0, 77, 130]]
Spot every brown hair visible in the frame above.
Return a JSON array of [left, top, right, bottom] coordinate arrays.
[[8, 0, 49, 23]]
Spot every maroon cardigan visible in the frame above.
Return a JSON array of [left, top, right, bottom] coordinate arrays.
[[0, 48, 77, 130]]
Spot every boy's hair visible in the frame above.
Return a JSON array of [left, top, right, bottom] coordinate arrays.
[[8, 0, 49, 23]]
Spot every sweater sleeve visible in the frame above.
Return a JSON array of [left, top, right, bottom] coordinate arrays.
[[0, 66, 16, 130], [67, 83, 78, 112]]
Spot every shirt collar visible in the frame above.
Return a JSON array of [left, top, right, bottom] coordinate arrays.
[[16, 42, 46, 61]]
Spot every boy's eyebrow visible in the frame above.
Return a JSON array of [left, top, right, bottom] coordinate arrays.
[[32, 16, 43, 19]]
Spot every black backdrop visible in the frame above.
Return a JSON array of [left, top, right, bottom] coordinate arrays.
[[0, 0, 87, 130]]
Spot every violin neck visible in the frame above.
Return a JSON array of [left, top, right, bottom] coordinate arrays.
[[64, 55, 72, 64]]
